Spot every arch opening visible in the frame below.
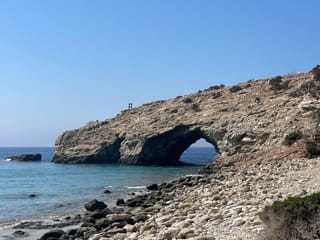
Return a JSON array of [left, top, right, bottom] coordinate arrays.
[[138, 126, 219, 165], [179, 138, 217, 165]]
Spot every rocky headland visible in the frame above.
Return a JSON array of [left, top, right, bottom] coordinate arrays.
[[54, 67, 320, 165]]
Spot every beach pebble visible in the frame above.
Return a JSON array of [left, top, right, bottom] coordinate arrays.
[[107, 213, 132, 222], [178, 228, 195, 238]]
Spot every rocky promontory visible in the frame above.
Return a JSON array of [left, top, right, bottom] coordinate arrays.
[[53, 67, 320, 165]]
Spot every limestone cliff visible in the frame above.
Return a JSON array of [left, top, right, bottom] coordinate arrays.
[[53, 68, 320, 165]]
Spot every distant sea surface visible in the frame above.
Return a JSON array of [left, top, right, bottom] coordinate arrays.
[[0, 147, 216, 224]]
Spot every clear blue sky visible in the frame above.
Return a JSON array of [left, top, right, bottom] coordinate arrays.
[[1, 0, 319, 146]]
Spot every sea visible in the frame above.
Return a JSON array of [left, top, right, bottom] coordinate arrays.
[[0, 147, 216, 225]]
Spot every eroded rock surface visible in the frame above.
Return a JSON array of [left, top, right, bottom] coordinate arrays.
[[53, 71, 320, 164]]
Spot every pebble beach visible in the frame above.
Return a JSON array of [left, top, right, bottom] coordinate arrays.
[[3, 153, 319, 240]]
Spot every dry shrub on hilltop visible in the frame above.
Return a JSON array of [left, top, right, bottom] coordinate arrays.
[[259, 192, 320, 240]]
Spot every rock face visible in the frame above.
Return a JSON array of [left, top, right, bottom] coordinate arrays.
[[53, 70, 320, 165], [6, 153, 42, 161]]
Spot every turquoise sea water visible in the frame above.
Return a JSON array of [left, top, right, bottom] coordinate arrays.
[[0, 147, 215, 223]]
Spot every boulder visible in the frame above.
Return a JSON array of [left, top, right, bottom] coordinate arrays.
[[89, 208, 112, 219], [146, 184, 158, 191], [40, 229, 65, 240], [12, 230, 28, 237], [116, 198, 125, 206], [6, 153, 41, 161], [107, 213, 132, 222], [84, 199, 107, 212]]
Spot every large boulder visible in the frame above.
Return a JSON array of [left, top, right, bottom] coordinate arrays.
[[84, 199, 107, 212]]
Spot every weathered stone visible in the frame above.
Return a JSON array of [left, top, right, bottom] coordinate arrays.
[[177, 228, 195, 238], [116, 199, 125, 206], [107, 214, 132, 222], [88, 234, 104, 240], [65, 228, 77, 236], [134, 213, 149, 222], [75, 227, 97, 238], [85, 199, 107, 212], [94, 218, 110, 229], [146, 184, 158, 191], [123, 224, 137, 232], [104, 227, 126, 236], [40, 229, 65, 240]]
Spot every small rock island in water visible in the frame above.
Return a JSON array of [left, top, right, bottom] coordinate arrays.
[[6, 153, 42, 161]]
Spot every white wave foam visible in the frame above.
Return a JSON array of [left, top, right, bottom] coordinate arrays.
[[3, 158, 12, 162], [185, 174, 203, 177], [124, 186, 146, 189]]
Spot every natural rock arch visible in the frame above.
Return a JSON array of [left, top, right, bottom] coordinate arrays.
[[127, 125, 218, 165], [53, 71, 320, 165]]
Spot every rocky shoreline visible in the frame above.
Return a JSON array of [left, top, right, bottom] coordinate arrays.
[[4, 151, 320, 240]]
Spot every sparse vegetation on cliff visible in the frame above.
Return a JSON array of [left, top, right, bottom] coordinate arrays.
[[191, 103, 201, 112], [269, 76, 289, 92], [283, 130, 302, 146], [229, 85, 242, 93], [311, 65, 320, 81], [207, 84, 225, 91], [212, 91, 222, 99], [183, 97, 193, 103]]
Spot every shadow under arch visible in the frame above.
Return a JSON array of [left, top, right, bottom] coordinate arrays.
[[137, 125, 219, 165]]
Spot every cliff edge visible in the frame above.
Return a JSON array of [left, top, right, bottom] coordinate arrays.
[[53, 66, 320, 165]]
